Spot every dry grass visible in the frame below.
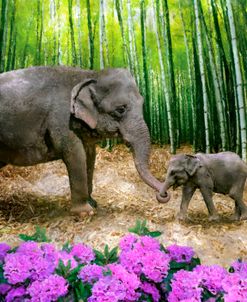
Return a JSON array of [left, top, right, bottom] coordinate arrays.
[[0, 144, 247, 266]]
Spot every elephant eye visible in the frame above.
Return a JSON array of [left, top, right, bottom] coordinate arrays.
[[111, 105, 127, 119]]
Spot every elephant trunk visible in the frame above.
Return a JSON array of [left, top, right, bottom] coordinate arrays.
[[120, 118, 170, 203], [157, 180, 171, 203]]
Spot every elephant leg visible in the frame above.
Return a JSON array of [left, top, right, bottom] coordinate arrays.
[[62, 132, 94, 216], [228, 202, 241, 221], [229, 180, 247, 220], [200, 187, 219, 221], [178, 185, 196, 220], [85, 143, 97, 208]]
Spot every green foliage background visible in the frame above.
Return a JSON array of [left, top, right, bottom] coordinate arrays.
[[0, 0, 246, 156]]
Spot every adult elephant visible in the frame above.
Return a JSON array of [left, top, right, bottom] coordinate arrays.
[[0, 66, 169, 216]]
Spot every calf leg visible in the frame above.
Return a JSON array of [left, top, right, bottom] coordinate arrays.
[[200, 187, 220, 221], [229, 179, 247, 220], [178, 185, 196, 220]]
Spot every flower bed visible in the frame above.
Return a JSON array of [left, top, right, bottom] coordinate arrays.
[[0, 222, 246, 302]]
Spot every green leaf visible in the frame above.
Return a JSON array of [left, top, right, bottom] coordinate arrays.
[[103, 268, 112, 276], [138, 293, 154, 302], [19, 226, 50, 242], [62, 242, 72, 253], [169, 260, 188, 270], [201, 287, 224, 301], [0, 265, 8, 284], [67, 264, 84, 283], [147, 231, 162, 237], [109, 246, 118, 261], [104, 244, 109, 258], [129, 220, 162, 237], [56, 259, 72, 278], [74, 280, 92, 301], [93, 246, 118, 265]]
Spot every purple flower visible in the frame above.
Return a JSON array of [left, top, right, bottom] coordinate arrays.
[[108, 264, 141, 300], [137, 235, 161, 251], [56, 251, 78, 270], [119, 234, 138, 252], [168, 265, 228, 301], [4, 251, 55, 284], [5, 286, 26, 302], [87, 264, 141, 302], [222, 273, 247, 301], [140, 282, 160, 302], [119, 234, 160, 253], [120, 246, 170, 282], [88, 276, 127, 302], [4, 253, 35, 284], [41, 243, 58, 264], [0, 283, 11, 295], [0, 243, 11, 263], [168, 269, 202, 301], [194, 264, 227, 295], [141, 250, 170, 282], [27, 275, 68, 302], [120, 249, 143, 275], [231, 259, 247, 278], [79, 264, 105, 284], [17, 242, 44, 260], [70, 243, 95, 264], [167, 244, 195, 263], [120, 234, 170, 281], [4, 242, 57, 284]]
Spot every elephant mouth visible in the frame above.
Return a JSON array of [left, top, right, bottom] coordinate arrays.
[[94, 127, 120, 139]]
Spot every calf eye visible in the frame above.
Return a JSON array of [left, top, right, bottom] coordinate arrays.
[[111, 105, 127, 119], [115, 105, 126, 114]]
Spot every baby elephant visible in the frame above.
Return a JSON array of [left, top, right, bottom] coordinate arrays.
[[158, 152, 247, 221]]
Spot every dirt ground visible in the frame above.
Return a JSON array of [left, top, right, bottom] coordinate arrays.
[[0, 145, 247, 267]]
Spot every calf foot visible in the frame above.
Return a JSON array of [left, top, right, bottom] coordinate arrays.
[[240, 210, 247, 221], [177, 212, 188, 222], [208, 214, 220, 222], [71, 202, 95, 217]]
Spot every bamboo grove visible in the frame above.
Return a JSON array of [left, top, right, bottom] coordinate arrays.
[[0, 0, 246, 158]]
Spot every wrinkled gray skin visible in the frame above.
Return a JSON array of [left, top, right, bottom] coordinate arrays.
[[158, 152, 247, 221], [0, 66, 168, 216]]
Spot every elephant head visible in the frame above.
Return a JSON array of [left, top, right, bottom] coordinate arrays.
[[157, 154, 201, 202], [70, 68, 169, 202]]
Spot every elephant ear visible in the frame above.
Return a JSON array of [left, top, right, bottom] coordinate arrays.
[[184, 154, 201, 176], [71, 79, 98, 129]]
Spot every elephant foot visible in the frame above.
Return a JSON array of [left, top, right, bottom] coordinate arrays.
[[71, 203, 95, 218], [208, 214, 220, 222], [240, 211, 247, 221], [228, 212, 240, 221]]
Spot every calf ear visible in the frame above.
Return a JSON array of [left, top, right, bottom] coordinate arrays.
[[184, 155, 200, 176], [71, 79, 98, 129]]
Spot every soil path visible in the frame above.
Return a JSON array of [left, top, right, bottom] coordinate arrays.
[[0, 145, 247, 267]]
